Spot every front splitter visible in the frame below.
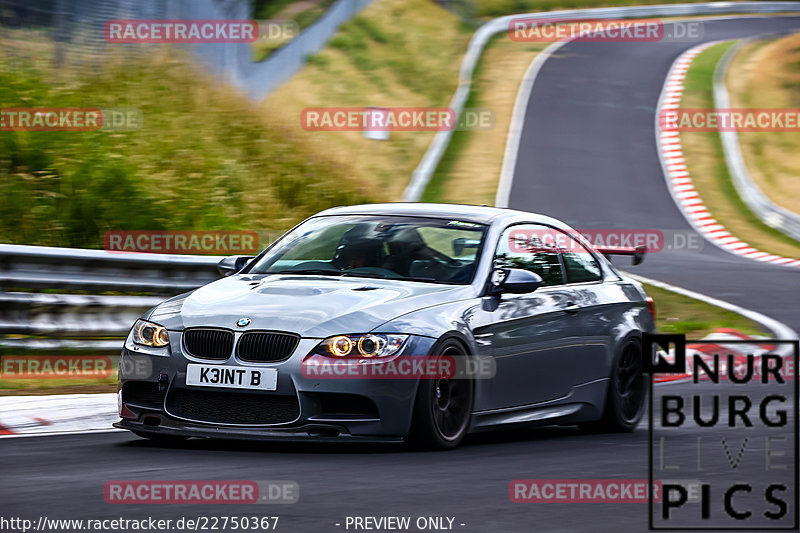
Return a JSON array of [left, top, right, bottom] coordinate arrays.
[[114, 419, 405, 444]]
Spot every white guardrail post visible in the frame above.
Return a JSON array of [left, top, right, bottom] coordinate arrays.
[[402, 1, 800, 201]]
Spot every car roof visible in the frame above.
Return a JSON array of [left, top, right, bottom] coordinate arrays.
[[313, 203, 566, 227]]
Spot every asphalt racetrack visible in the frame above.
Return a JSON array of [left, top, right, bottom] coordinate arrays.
[[508, 16, 800, 333], [1, 15, 798, 533]]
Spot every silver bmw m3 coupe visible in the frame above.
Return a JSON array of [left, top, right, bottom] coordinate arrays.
[[115, 203, 654, 449]]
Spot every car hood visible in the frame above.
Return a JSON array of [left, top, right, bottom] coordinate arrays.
[[148, 274, 473, 338]]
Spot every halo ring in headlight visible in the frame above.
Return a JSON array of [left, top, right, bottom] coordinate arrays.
[[330, 336, 353, 357], [357, 335, 382, 357], [315, 333, 408, 358], [132, 319, 170, 348]]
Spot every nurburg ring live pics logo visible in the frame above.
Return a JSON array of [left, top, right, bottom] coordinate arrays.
[[645, 333, 798, 530]]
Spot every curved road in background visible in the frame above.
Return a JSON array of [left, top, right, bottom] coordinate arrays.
[[508, 16, 800, 332], [2, 16, 799, 533]]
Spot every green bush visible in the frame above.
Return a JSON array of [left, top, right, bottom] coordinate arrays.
[[0, 41, 376, 248], [305, 52, 331, 68]]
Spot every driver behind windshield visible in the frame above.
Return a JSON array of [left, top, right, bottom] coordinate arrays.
[[332, 232, 385, 270], [249, 215, 486, 285]]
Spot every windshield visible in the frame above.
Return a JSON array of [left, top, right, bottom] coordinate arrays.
[[248, 215, 487, 284]]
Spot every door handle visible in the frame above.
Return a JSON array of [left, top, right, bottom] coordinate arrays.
[[564, 302, 580, 314]]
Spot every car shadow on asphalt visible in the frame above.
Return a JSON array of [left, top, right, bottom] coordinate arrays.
[[114, 424, 617, 454]]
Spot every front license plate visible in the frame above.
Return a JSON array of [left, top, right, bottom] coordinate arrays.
[[186, 364, 277, 391]]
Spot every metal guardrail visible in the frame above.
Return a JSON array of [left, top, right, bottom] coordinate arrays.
[[243, 0, 375, 100], [0, 245, 223, 351], [1, 0, 374, 101], [402, 1, 800, 201], [714, 39, 800, 243], [180, 0, 376, 100], [0, 244, 222, 293], [0, 292, 163, 337]]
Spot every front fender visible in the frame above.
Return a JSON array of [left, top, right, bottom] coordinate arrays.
[[371, 299, 483, 356], [373, 299, 492, 416]]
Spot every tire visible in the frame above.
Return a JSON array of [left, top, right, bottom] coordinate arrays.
[[409, 339, 474, 450], [583, 337, 647, 433]]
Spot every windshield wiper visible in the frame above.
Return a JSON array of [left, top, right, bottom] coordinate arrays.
[[402, 276, 440, 283], [272, 269, 441, 283], [340, 271, 389, 279], [272, 268, 343, 276], [341, 270, 440, 282]]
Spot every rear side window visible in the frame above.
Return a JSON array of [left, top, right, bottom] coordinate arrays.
[[559, 233, 602, 283], [495, 224, 564, 286]]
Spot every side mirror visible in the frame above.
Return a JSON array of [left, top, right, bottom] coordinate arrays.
[[488, 268, 544, 296], [217, 255, 254, 277]]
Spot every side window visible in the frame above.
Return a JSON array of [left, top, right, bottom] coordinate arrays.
[[495, 224, 563, 286], [560, 232, 602, 283]]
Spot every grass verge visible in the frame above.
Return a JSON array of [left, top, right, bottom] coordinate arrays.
[[643, 282, 767, 339], [0, 348, 118, 395], [422, 36, 548, 204], [0, 378, 117, 396], [252, 0, 337, 62], [0, 30, 376, 249], [679, 42, 800, 259], [726, 33, 800, 218], [262, 0, 472, 200]]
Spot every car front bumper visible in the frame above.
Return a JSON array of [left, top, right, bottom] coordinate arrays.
[[117, 332, 437, 440]]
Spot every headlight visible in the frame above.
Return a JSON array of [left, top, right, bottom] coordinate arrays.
[[315, 334, 408, 359], [131, 319, 170, 347]]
